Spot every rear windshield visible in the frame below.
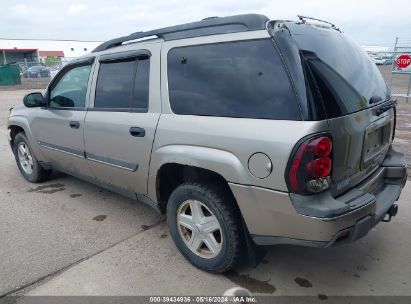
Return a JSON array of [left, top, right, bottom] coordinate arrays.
[[167, 39, 301, 120], [288, 24, 390, 118]]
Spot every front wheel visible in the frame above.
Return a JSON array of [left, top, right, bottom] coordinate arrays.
[[167, 182, 243, 273], [13, 133, 51, 182]]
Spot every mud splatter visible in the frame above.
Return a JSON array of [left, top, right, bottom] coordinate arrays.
[[141, 225, 151, 230], [28, 183, 65, 194], [93, 215, 107, 222], [294, 277, 313, 288], [357, 265, 367, 271], [354, 273, 361, 278], [225, 271, 275, 294], [318, 294, 328, 300], [70, 194, 82, 198], [45, 189, 66, 194], [160, 234, 168, 239]]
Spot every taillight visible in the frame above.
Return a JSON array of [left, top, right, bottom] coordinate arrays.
[[287, 134, 333, 194]]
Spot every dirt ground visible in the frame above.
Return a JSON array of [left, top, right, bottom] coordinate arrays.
[[394, 102, 411, 176]]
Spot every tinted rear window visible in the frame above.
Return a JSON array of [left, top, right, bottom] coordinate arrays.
[[167, 39, 301, 120], [287, 24, 390, 118]]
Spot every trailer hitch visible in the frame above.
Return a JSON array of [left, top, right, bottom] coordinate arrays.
[[382, 204, 398, 223]]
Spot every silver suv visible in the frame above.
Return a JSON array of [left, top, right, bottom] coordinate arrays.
[[7, 14, 408, 273]]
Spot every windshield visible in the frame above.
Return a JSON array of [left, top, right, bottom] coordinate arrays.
[[286, 23, 390, 118]]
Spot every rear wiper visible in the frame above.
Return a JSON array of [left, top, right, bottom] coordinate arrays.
[[376, 99, 397, 116]]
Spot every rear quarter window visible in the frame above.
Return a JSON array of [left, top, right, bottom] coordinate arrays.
[[167, 39, 301, 120]]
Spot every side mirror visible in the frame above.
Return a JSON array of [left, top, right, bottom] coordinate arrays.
[[23, 92, 46, 108]]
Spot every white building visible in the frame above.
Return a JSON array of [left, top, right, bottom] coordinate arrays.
[[362, 45, 392, 58], [362, 45, 391, 53], [0, 38, 102, 66]]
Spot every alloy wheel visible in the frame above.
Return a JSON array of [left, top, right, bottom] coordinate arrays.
[[17, 142, 34, 175], [177, 199, 223, 259]]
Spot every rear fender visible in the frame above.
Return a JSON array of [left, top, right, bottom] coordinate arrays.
[[148, 145, 250, 201]]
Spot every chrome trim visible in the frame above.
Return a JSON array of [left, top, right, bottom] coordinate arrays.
[[37, 141, 138, 172], [85, 152, 138, 172], [38, 141, 85, 158]]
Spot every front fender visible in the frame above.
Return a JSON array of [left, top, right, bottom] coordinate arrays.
[[147, 145, 250, 201], [7, 115, 46, 162]]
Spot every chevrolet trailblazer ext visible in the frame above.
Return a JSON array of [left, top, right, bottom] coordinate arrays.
[[7, 14, 407, 272]]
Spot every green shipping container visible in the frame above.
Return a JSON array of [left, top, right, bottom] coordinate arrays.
[[0, 63, 21, 86]]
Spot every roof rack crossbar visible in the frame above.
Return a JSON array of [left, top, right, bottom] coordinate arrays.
[[92, 14, 269, 53], [297, 15, 339, 30]]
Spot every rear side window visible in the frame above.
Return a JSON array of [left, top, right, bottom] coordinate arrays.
[[94, 57, 149, 110], [167, 39, 301, 120]]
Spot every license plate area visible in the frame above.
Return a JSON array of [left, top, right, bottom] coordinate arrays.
[[362, 117, 392, 170]]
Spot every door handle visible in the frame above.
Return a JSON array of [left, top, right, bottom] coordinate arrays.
[[69, 121, 80, 129], [129, 127, 145, 137]]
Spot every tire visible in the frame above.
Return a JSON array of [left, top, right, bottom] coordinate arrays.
[[167, 182, 243, 273], [13, 133, 51, 183]]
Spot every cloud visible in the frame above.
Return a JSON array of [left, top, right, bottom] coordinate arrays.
[[67, 3, 88, 15], [1, 0, 410, 46]]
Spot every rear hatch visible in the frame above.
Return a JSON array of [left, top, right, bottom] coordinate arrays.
[[285, 22, 394, 196]]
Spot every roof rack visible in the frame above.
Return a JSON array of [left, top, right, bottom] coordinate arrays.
[[92, 14, 269, 53], [297, 15, 340, 31]]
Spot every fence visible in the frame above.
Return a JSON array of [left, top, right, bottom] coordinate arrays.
[[0, 57, 76, 89], [367, 38, 411, 102], [18, 57, 75, 80], [390, 38, 411, 102]]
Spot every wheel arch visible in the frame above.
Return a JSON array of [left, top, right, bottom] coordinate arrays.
[[148, 145, 251, 212], [7, 117, 45, 161], [156, 163, 242, 214], [8, 124, 26, 146]]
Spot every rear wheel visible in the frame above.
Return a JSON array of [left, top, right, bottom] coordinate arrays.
[[13, 133, 51, 182], [167, 182, 243, 273]]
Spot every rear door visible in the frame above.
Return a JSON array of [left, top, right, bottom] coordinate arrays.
[[288, 23, 394, 196], [84, 42, 161, 195]]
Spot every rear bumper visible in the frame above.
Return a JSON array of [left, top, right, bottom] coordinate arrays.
[[229, 147, 407, 247]]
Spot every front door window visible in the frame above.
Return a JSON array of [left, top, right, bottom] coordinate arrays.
[[49, 64, 92, 109]]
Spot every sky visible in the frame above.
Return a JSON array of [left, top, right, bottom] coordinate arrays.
[[1, 0, 410, 46]]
